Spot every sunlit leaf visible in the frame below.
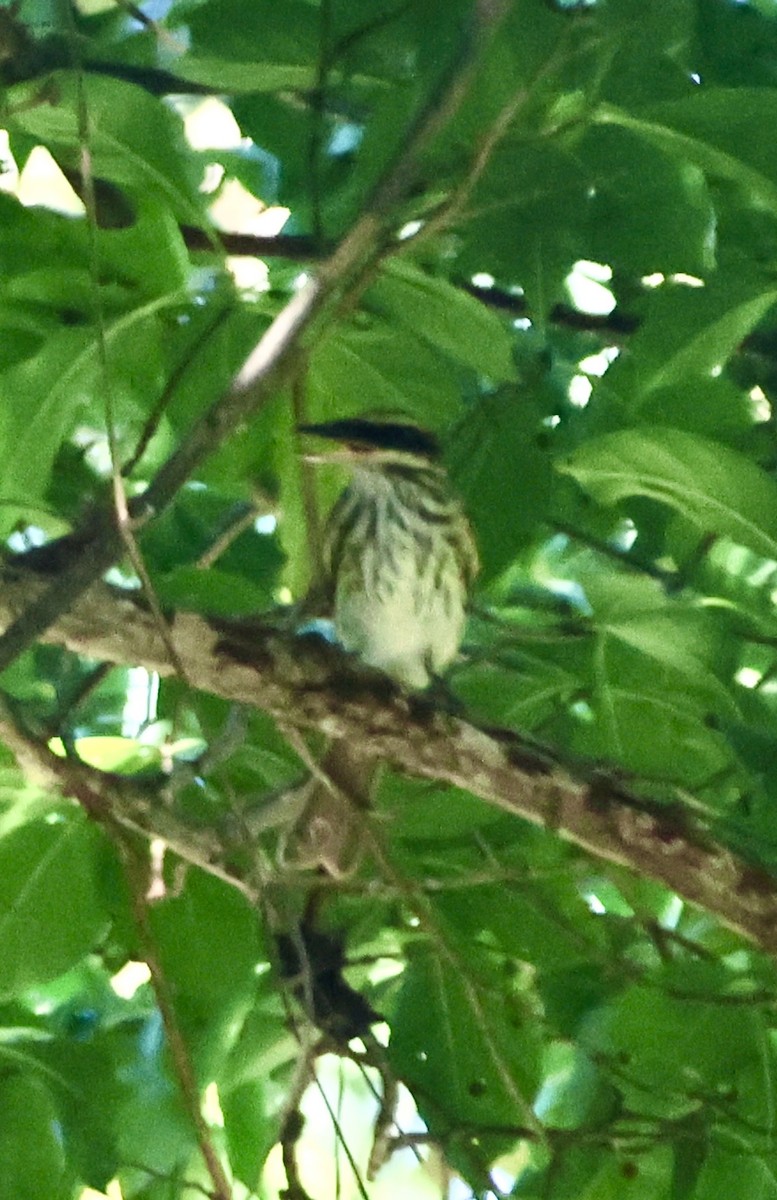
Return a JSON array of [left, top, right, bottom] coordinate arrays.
[[7, 73, 205, 222]]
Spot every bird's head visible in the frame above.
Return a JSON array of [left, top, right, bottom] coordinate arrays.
[[297, 415, 441, 471]]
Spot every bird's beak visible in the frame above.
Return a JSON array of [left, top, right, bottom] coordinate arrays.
[[300, 447, 358, 465]]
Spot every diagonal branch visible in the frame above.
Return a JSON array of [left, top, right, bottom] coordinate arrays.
[[0, 0, 509, 678], [2, 563, 777, 954]]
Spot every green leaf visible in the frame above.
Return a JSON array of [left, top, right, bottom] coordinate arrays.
[[594, 0, 696, 107], [0, 326, 96, 531], [219, 976, 293, 1092], [389, 942, 540, 1169], [308, 316, 463, 425], [582, 984, 765, 1118], [431, 0, 575, 151], [7, 72, 205, 223], [154, 566, 276, 616], [604, 278, 777, 407], [583, 123, 716, 276], [149, 871, 263, 1021], [695, 0, 777, 89], [578, 572, 737, 711], [534, 1042, 604, 1130], [560, 427, 777, 560], [670, 1116, 708, 1200], [576, 1147, 674, 1200], [454, 656, 582, 730], [367, 259, 517, 382], [596, 91, 777, 216], [437, 881, 597, 973], [0, 817, 108, 1000], [162, 304, 272, 451], [109, 1016, 195, 1185], [0, 291, 186, 532], [141, 495, 284, 612], [221, 1081, 275, 1191], [377, 775, 503, 841], [38, 1004, 133, 1190], [456, 142, 591, 317], [601, 612, 724, 696], [638, 375, 761, 444], [183, 0, 317, 72], [693, 1150, 777, 1200], [0, 1073, 69, 1200], [449, 392, 554, 577], [175, 57, 315, 92], [231, 93, 319, 218], [97, 198, 191, 300], [580, 658, 731, 781], [51, 736, 161, 775]]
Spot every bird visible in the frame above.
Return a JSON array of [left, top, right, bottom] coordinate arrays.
[[298, 415, 479, 690], [287, 414, 479, 875]]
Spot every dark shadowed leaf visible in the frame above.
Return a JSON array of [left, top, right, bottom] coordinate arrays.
[[560, 427, 777, 560]]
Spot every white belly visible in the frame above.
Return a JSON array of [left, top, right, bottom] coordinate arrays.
[[334, 545, 466, 689]]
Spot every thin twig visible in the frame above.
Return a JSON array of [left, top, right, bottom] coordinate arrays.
[[308, 0, 333, 245], [124, 848, 234, 1200], [408, 41, 574, 250], [310, 1069, 372, 1200], [121, 530, 193, 684], [364, 1035, 401, 1179], [291, 357, 325, 581], [196, 503, 261, 569], [41, 661, 113, 740], [70, 9, 192, 687], [122, 302, 235, 478], [122, 1160, 217, 1199], [549, 519, 678, 584], [181, 222, 645, 337], [110, 0, 187, 53], [277, 1032, 321, 1200]]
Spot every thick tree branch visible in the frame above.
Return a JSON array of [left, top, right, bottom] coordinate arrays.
[[2, 564, 777, 954]]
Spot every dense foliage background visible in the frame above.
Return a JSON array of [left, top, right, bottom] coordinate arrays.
[[5, 0, 777, 1197]]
